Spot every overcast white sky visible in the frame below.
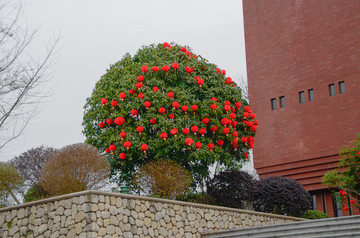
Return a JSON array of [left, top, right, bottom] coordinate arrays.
[[0, 0, 248, 162]]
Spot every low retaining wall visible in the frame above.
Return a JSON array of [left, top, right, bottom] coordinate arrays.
[[0, 190, 305, 238]]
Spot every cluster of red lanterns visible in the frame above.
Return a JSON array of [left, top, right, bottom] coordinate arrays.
[[100, 42, 257, 160], [340, 189, 355, 211]]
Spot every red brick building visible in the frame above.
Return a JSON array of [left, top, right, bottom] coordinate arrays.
[[243, 0, 360, 217]]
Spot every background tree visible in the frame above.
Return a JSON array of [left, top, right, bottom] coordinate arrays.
[[39, 143, 110, 196], [252, 176, 311, 217], [0, 0, 59, 151], [83, 42, 257, 189], [322, 133, 360, 199], [133, 159, 192, 199], [10, 145, 58, 188], [207, 170, 256, 209], [0, 162, 23, 205]]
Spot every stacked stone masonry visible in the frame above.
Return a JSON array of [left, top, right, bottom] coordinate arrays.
[[0, 190, 305, 238]]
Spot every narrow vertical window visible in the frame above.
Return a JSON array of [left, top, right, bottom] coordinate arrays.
[[299, 91, 305, 103], [308, 89, 314, 101], [339, 81, 345, 94], [271, 98, 276, 110], [280, 96, 285, 108], [329, 84, 335, 96]]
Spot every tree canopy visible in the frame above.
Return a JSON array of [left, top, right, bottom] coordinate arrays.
[[82, 42, 257, 188]]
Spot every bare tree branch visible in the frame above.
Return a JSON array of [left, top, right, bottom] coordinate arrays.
[[0, 0, 60, 151]]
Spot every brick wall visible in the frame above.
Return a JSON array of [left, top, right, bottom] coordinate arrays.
[[243, 0, 360, 190]]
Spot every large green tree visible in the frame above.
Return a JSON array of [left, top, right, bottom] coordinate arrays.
[[82, 42, 257, 188]]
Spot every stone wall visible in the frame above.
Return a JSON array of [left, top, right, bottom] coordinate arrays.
[[0, 190, 306, 238]]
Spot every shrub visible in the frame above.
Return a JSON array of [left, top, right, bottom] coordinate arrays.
[[253, 176, 311, 217], [24, 184, 48, 202], [39, 143, 110, 196], [133, 159, 192, 199], [302, 210, 330, 220], [207, 170, 256, 209], [0, 162, 23, 205]]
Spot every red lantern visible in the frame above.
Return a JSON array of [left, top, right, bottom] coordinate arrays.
[[343, 206, 349, 211], [224, 105, 231, 113], [222, 69, 226, 75], [185, 138, 193, 146], [172, 62, 179, 70], [131, 109, 138, 117], [180, 47, 187, 52], [162, 65, 170, 72], [109, 144, 116, 153], [229, 113, 236, 120], [225, 77, 232, 85], [158, 107, 166, 114], [172, 101, 180, 109], [217, 140, 224, 148], [167, 92, 174, 98], [119, 153, 126, 160], [235, 102, 241, 109], [210, 104, 217, 111], [191, 126, 198, 134], [144, 101, 151, 109], [151, 66, 159, 73], [224, 101, 231, 106], [251, 125, 257, 132], [105, 147, 110, 153], [254, 120, 259, 126], [169, 114, 175, 119], [160, 132, 167, 140], [196, 78, 204, 87], [140, 144, 148, 153], [124, 141, 131, 149], [182, 105, 188, 114], [195, 142, 202, 150], [215, 68, 221, 73], [153, 86, 159, 92], [250, 113, 256, 119], [221, 118, 229, 126], [248, 121, 254, 127], [244, 152, 248, 158], [202, 118, 209, 124], [232, 131, 238, 138], [191, 105, 198, 113], [163, 42, 171, 48], [185, 67, 194, 75], [243, 112, 249, 118], [114, 117, 125, 126], [198, 128, 206, 136], [231, 121, 237, 127], [119, 93, 126, 100], [210, 97, 217, 102], [137, 75, 144, 82], [350, 199, 355, 204], [182, 128, 190, 135], [141, 65, 148, 73], [244, 106, 250, 112], [210, 125, 218, 134], [101, 98, 108, 105], [170, 128, 178, 136], [136, 82, 143, 89], [99, 122, 105, 129], [241, 137, 247, 143], [150, 118, 156, 125], [342, 191, 347, 196], [106, 119, 113, 125], [232, 142, 239, 151], [138, 93, 144, 99], [129, 89, 136, 95], [136, 126, 144, 135], [120, 131, 127, 139], [223, 127, 229, 136], [207, 143, 215, 151]]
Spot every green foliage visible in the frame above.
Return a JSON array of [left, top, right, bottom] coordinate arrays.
[[0, 162, 23, 204], [302, 210, 330, 220], [322, 133, 360, 197], [24, 184, 48, 202], [82, 42, 255, 188], [177, 192, 217, 206]]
